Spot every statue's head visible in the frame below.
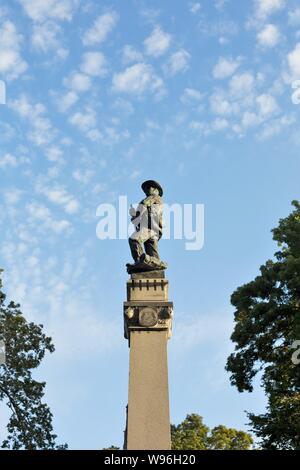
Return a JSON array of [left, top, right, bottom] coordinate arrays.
[[148, 186, 159, 196], [141, 180, 163, 197]]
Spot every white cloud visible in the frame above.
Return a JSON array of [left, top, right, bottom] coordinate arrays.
[[29, 116, 53, 146], [0, 20, 27, 79], [287, 43, 300, 80], [229, 72, 255, 97], [69, 108, 97, 132], [55, 47, 69, 60], [1, 247, 119, 369], [64, 71, 92, 92], [122, 45, 143, 64], [17, 0, 76, 60], [10, 94, 41, 118], [4, 188, 23, 205], [36, 184, 80, 214], [80, 52, 108, 77], [172, 311, 233, 351], [0, 122, 15, 141], [257, 24, 280, 47], [256, 115, 294, 140], [0, 153, 17, 168], [180, 88, 203, 105], [288, 8, 300, 26], [210, 92, 239, 115], [82, 11, 118, 46], [19, 1, 76, 56], [209, 67, 283, 137], [10, 95, 55, 146], [144, 26, 171, 57], [218, 36, 228, 45], [164, 49, 191, 75], [95, 126, 130, 146], [255, 0, 285, 20], [68, 108, 102, 141], [215, 0, 228, 9], [26, 202, 71, 233], [239, 93, 279, 129], [46, 146, 64, 162], [211, 117, 229, 131], [189, 3, 201, 14], [56, 90, 78, 112], [198, 18, 239, 40], [31, 20, 61, 52], [112, 62, 164, 96], [72, 169, 94, 184], [112, 97, 134, 115], [212, 56, 242, 79], [139, 7, 161, 24], [256, 93, 279, 117], [190, 120, 209, 135], [18, 0, 79, 22], [86, 128, 102, 141], [241, 111, 260, 128]]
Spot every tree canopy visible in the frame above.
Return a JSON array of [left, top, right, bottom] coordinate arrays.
[[0, 269, 66, 449], [226, 201, 300, 449], [171, 414, 253, 450]]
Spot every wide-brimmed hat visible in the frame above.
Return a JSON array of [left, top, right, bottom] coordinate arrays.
[[141, 180, 163, 196]]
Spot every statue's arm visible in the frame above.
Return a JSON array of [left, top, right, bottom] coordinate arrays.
[[131, 202, 147, 226], [142, 195, 161, 207]]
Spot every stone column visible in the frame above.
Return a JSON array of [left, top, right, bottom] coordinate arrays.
[[123, 270, 173, 450]]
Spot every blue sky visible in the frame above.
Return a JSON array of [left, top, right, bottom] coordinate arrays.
[[0, 0, 300, 449]]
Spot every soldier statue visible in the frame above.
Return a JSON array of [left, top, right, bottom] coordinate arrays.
[[126, 180, 167, 273]]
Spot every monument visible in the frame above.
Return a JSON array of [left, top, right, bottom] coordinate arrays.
[[123, 180, 173, 450]]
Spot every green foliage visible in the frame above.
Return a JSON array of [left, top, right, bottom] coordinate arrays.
[[0, 271, 67, 449], [171, 414, 253, 450], [226, 201, 300, 449], [171, 414, 209, 450], [208, 425, 253, 450]]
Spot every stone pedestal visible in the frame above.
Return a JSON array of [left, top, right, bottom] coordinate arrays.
[[123, 271, 173, 450]]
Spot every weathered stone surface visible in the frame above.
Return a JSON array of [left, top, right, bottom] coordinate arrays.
[[124, 272, 173, 340], [123, 301, 173, 341], [126, 330, 171, 450], [127, 277, 169, 302], [123, 270, 173, 450], [127, 181, 167, 274], [131, 270, 165, 279], [126, 255, 167, 274]]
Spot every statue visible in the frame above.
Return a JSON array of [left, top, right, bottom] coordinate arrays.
[[126, 180, 167, 274]]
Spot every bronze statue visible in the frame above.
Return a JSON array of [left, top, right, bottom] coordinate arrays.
[[126, 180, 167, 274]]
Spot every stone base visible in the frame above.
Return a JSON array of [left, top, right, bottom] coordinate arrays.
[[124, 270, 173, 342], [123, 271, 173, 450], [124, 301, 173, 342], [126, 255, 167, 274], [126, 330, 171, 450]]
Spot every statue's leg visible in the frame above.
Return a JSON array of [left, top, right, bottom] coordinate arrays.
[[129, 236, 144, 263], [144, 237, 160, 260]]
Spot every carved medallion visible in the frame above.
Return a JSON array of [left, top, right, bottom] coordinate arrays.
[[139, 307, 158, 327]]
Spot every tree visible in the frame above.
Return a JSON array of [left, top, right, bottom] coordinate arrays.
[[226, 201, 300, 449], [208, 425, 253, 450], [171, 414, 253, 450], [171, 414, 209, 450], [0, 270, 67, 449]]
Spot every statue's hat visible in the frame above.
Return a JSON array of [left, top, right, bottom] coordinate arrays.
[[141, 180, 163, 197]]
